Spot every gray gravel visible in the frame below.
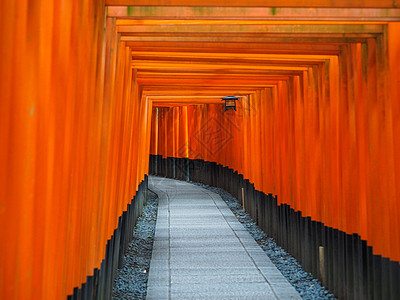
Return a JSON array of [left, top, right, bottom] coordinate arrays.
[[193, 182, 336, 300], [113, 181, 336, 299], [112, 189, 159, 300]]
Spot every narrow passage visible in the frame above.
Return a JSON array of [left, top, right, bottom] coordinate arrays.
[[147, 176, 301, 299]]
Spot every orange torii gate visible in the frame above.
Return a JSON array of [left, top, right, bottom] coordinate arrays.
[[0, 1, 400, 299]]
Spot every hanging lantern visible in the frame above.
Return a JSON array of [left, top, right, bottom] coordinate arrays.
[[221, 96, 239, 111]]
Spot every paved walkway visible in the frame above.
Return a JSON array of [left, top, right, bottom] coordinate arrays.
[[147, 176, 301, 299]]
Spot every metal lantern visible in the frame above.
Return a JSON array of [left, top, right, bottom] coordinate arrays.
[[221, 96, 239, 111]]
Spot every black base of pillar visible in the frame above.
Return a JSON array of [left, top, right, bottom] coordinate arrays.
[[67, 176, 148, 300]]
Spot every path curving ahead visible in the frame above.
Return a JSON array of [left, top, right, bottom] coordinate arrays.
[[147, 176, 301, 300]]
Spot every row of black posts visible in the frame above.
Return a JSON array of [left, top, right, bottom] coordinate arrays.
[[68, 176, 148, 300], [149, 155, 400, 300]]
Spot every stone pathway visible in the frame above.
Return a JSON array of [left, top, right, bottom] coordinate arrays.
[[147, 176, 301, 299]]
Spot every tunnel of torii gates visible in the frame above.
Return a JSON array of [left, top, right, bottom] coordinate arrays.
[[1, 0, 400, 299]]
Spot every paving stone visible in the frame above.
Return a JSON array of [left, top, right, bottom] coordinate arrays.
[[146, 286, 169, 299], [170, 273, 266, 284], [146, 176, 301, 299], [170, 282, 276, 295]]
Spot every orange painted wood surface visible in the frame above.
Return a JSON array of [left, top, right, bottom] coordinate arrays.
[[106, 0, 399, 8], [149, 27, 400, 263], [0, 1, 152, 299], [1, 1, 400, 299]]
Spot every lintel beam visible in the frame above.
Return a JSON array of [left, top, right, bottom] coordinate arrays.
[[117, 24, 384, 34], [105, 1, 399, 8]]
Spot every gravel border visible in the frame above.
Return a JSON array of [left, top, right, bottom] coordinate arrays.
[[112, 189, 159, 300], [193, 182, 336, 300]]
